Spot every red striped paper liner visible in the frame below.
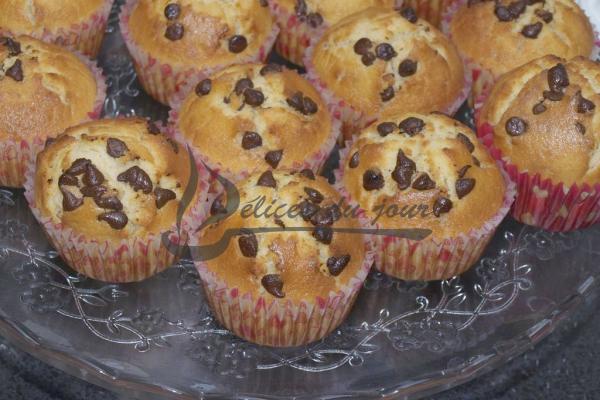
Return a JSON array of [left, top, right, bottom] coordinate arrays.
[[119, 0, 279, 106]]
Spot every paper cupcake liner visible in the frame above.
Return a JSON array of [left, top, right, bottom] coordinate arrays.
[[22, 126, 211, 283], [119, 0, 279, 106], [400, 0, 454, 28], [478, 122, 600, 232], [303, 34, 472, 145], [333, 136, 516, 281], [0, 0, 112, 59], [0, 56, 106, 188]]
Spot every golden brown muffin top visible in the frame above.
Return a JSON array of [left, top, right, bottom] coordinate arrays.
[[449, 0, 595, 77], [479, 55, 600, 186], [0, 0, 106, 34], [177, 63, 333, 177], [274, 0, 398, 27], [0, 35, 98, 142], [34, 118, 196, 241], [198, 170, 367, 302], [341, 112, 506, 238], [127, 0, 275, 68], [310, 7, 465, 119]]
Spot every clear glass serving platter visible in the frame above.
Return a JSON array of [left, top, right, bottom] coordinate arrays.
[[1, 1, 599, 399]]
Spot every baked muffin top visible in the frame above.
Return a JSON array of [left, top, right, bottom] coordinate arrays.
[[176, 63, 334, 178], [0, 0, 106, 34], [34, 118, 196, 241], [198, 170, 367, 301], [127, 0, 275, 68], [449, 0, 595, 77], [309, 7, 465, 119], [341, 112, 506, 238], [479, 55, 600, 186], [0, 35, 98, 142]]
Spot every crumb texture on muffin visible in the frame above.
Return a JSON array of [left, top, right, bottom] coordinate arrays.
[[177, 63, 333, 176], [128, 0, 274, 67], [34, 118, 193, 240], [199, 170, 366, 302], [0, 35, 98, 141], [480, 55, 600, 186], [449, 0, 595, 76], [342, 112, 506, 238], [310, 7, 465, 118], [274, 0, 398, 26]]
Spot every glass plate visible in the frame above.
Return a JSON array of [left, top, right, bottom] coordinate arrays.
[[1, 1, 599, 399]]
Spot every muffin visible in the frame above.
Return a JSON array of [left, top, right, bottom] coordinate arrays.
[[25, 118, 209, 282], [478, 55, 600, 231], [269, 0, 400, 67], [305, 7, 467, 142], [0, 0, 113, 58], [445, 0, 596, 108], [401, 0, 454, 28], [170, 63, 338, 188], [338, 112, 514, 280], [120, 0, 278, 105], [0, 35, 105, 188], [193, 169, 373, 346]]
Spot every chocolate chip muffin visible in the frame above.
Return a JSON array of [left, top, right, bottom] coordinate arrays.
[[339, 112, 513, 280], [446, 0, 596, 104], [120, 0, 278, 105], [269, 0, 399, 66], [194, 169, 372, 346], [26, 118, 208, 282], [478, 55, 600, 231], [172, 63, 338, 186], [0, 0, 113, 58], [0, 35, 105, 188], [306, 7, 467, 142]]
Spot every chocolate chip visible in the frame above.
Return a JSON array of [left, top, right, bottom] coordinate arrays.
[[307, 12, 323, 28], [58, 173, 78, 186], [257, 170, 277, 188], [164, 3, 180, 20], [433, 197, 453, 217], [543, 90, 564, 102], [412, 173, 436, 190], [375, 43, 397, 61], [522, 22, 543, 39], [327, 254, 350, 276], [505, 116, 527, 136], [399, 117, 425, 136], [98, 211, 128, 230], [195, 79, 212, 96], [295, 0, 307, 16], [312, 226, 333, 244], [576, 91, 595, 114], [361, 52, 376, 66], [147, 120, 161, 135], [210, 195, 227, 215], [260, 0, 269, 7], [354, 38, 373, 55], [392, 150, 416, 190], [274, 218, 285, 228], [155, 187, 177, 209], [456, 178, 475, 199], [165, 23, 184, 41], [380, 86, 395, 102], [348, 151, 360, 169], [299, 200, 319, 221], [80, 185, 107, 198], [472, 156, 481, 167], [260, 64, 283, 76], [310, 207, 334, 226], [117, 166, 153, 194], [548, 63, 569, 92], [6, 59, 23, 81], [377, 122, 397, 137], [1, 37, 21, 56], [238, 231, 258, 257], [299, 169, 315, 180], [244, 88, 265, 107], [304, 187, 324, 204], [302, 96, 318, 115], [94, 195, 123, 211], [61, 187, 83, 212], [532, 102, 547, 114], [65, 158, 91, 176], [576, 122, 586, 135], [228, 35, 248, 53], [82, 164, 104, 187], [265, 150, 283, 168], [535, 9, 553, 23], [398, 59, 418, 77], [107, 138, 128, 158], [166, 138, 179, 154], [495, 5, 513, 21], [261, 274, 285, 298], [457, 133, 475, 153], [234, 78, 254, 96], [508, 0, 527, 18], [363, 169, 384, 191], [242, 131, 262, 149], [399, 7, 418, 23], [458, 165, 471, 179]]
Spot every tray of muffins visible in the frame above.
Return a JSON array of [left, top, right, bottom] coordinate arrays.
[[0, 0, 599, 398]]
